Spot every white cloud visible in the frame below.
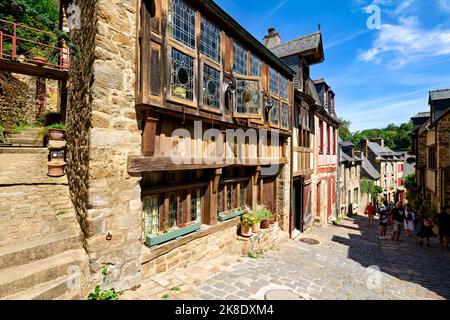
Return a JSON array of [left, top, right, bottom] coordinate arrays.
[[359, 16, 450, 67], [438, 0, 450, 12], [261, 0, 289, 21]]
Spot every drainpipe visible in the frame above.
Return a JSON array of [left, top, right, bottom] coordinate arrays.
[[335, 143, 342, 221]]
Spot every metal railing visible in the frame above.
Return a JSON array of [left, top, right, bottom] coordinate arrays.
[[0, 18, 69, 70]]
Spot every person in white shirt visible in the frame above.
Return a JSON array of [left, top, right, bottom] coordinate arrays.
[[404, 205, 415, 237]]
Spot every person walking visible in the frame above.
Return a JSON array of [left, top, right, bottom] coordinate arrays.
[[378, 206, 389, 240], [365, 202, 376, 227], [436, 207, 450, 250], [404, 205, 415, 237], [415, 206, 434, 247], [390, 202, 405, 242]]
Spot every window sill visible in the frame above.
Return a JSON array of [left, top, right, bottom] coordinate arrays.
[[146, 222, 202, 248], [141, 218, 241, 264]]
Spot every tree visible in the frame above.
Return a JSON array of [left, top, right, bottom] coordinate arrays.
[[360, 179, 383, 204], [338, 118, 352, 141]]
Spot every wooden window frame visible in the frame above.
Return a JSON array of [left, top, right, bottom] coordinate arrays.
[[234, 76, 263, 120]]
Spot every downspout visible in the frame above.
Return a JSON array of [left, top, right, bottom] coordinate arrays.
[[335, 143, 341, 221]]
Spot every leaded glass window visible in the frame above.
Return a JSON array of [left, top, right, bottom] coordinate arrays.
[[190, 189, 201, 222], [240, 183, 246, 207], [280, 75, 288, 99], [269, 68, 279, 94], [143, 196, 160, 236], [203, 64, 221, 109], [281, 103, 289, 128], [169, 192, 178, 228], [168, 0, 196, 49], [201, 17, 221, 62], [270, 99, 279, 125], [171, 48, 194, 101], [226, 185, 233, 210], [249, 53, 262, 77], [233, 42, 247, 75], [236, 79, 259, 115]]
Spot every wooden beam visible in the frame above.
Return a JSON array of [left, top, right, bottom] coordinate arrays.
[[142, 111, 159, 156], [0, 59, 67, 80]]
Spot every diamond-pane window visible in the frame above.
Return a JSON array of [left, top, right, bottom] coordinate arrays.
[[143, 196, 160, 236], [270, 68, 278, 94], [270, 99, 279, 125], [250, 53, 262, 77], [236, 79, 259, 115], [203, 64, 220, 109], [280, 75, 288, 99], [233, 42, 247, 75], [171, 48, 194, 101], [168, 0, 196, 49], [201, 17, 221, 62], [281, 103, 289, 128], [190, 189, 202, 222]]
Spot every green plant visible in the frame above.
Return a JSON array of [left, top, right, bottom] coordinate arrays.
[[241, 211, 257, 227], [170, 286, 181, 293], [47, 123, 65, 130], [162, 293, 170, 300], [11, 120, 36, 133], [256, 207, 273, 221], [87, 266, 120, 300], [56, 210, 66, 216], [87, 285, 119, 301]]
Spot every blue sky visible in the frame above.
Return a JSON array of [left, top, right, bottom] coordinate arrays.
[[214, 0, 450, 132]]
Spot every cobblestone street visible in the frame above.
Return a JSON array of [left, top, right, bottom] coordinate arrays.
[[123, 216, 450, 300]]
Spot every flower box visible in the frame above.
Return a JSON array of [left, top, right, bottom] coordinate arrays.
[[217, 210, 245, 222], [146, 222, 201, 248]]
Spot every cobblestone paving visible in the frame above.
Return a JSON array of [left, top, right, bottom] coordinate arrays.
[[123, 216, 450, 300]]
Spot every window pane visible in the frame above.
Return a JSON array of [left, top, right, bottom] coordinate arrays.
[[240, 183, 246, 207], [280, 75, 288, 99], [217, 186, 223, 214], [270, 99, 279, 125], [281, 103, 289, 128], [233, 42, 247, 75], [201, 17, 221, 62], [171, 48, 194, 101], [269, 68, 278, 94], [143, 196, 160, 236], [203, 64, 221, 109], [236, 79, 259, 115], [168, 0, 196, 49], [249, 53, 262, 77], [226, 185, 232, 210], [190, 189, 201, 222], [168, 192, 177, 228]]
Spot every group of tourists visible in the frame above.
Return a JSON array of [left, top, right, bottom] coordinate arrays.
[[364, 202, 450, 249]]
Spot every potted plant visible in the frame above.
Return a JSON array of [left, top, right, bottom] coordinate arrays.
[[47, 160, 66, 177], [47, 123, 66, 141], [258, 207, 273, 229], [240, 211, 256, 237], [30, 48, 48, 67]]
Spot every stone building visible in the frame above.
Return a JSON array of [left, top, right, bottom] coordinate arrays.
[[267, 29, 340, 230], [356, 138, 404, 205], [61, 0, 295, 294], [337, 141, 364, 216], [411, 90, 450, 212]]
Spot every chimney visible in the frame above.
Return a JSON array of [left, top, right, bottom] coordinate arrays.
[[370, 138, 384, 148], [263, 27, 281, 48]]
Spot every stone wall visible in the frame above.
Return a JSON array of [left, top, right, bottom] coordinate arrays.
[[0, 148, 82, 247], [65, 0, 143, 291], [437, 113, 450, 209], [277, 137, 291, 231], [141, 220, 289, 278]]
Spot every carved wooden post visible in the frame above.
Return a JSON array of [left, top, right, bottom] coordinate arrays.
[[142, 111, 158, 156], [204, 168, 221, 225]]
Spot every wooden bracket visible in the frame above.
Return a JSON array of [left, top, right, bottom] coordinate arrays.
[[212, 168, 222, 193], [142, 111, 159, 157]]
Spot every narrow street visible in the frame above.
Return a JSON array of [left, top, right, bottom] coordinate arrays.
[[123, 216, 450, 300]]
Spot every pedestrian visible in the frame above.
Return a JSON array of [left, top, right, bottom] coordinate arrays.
[[436, 207, 450, 250], [404, 205, 415, 237], [378, 206, 389, 240], [390, 201, 405, 242], [365, 202, 376, 227], [414, 206, 434, 247]]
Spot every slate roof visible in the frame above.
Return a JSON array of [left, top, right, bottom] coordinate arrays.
[[270, 32, 322, 58], [341, 152, 354, 163], [429, 89, 450, 101], [362, 157, 381, 180], [306, 79, 322, 107], [411, 112, 430, 119], [340, 141, 354, 147]]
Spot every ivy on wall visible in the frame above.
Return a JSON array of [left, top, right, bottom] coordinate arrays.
[[360, 179, 383, 203]]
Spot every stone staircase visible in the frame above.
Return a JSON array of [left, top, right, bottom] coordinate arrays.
[[1, 127, 46, 147], [0, 146, 91, 300], [0, 233, 89, 300]]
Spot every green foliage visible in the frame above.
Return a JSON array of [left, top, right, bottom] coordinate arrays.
[[404, 173, 416, 190], [11, 120, 36, 133], [56, 210, 66, 216], [47, 123, 65, 130], [87, 285, 119, 301], [247, 249, 265, 259], [170, 286, 181, 293], [360, 179, 383, 202], [338, 118, 352, 142], [161, 293, 170, 300], [255, 207, 273, 221]]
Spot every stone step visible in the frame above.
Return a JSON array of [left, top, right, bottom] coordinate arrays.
[[0, 249, 88, 298], [0, 147, 48, 154], [0, 230, 83, 270], [4, 274, 83, 300], [3, 138, 45, 147]]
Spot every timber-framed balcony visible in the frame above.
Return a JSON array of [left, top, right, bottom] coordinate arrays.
[[0, 19, 69, 80]]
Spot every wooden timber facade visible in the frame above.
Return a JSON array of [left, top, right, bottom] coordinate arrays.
[[132, 0, 295, 245]]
